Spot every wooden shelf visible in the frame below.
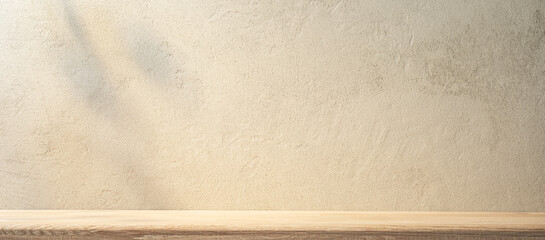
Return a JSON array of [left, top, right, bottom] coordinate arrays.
[[1, 211, 544, 239]]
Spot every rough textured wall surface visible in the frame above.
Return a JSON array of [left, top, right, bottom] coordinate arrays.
[[1, 0, 544, 211]]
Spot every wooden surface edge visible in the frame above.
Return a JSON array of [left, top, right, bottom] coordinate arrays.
[[1, 211, 544, 239]]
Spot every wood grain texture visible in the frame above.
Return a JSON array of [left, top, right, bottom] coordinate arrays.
[[0, 211, 544, 239]]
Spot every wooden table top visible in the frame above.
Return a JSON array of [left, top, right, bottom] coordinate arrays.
[[1, 210, 544, 239]]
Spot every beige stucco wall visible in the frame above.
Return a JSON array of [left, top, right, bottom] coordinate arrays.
[[1, 0, 544, 211]]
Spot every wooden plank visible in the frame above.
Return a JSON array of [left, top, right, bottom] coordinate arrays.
[[0, 211, 544, 239]]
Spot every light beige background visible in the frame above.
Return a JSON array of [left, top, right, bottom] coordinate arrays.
[[1, 0, 544, 211]]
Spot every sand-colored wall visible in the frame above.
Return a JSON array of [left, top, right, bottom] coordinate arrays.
[[1, 0, 544, 211]]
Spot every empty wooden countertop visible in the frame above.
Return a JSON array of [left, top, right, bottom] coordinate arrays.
[[0, 211, 544, 239]]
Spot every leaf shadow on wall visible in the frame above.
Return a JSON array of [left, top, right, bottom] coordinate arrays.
[[125, 27, 185, 89], [57, 0, 183, 209]]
